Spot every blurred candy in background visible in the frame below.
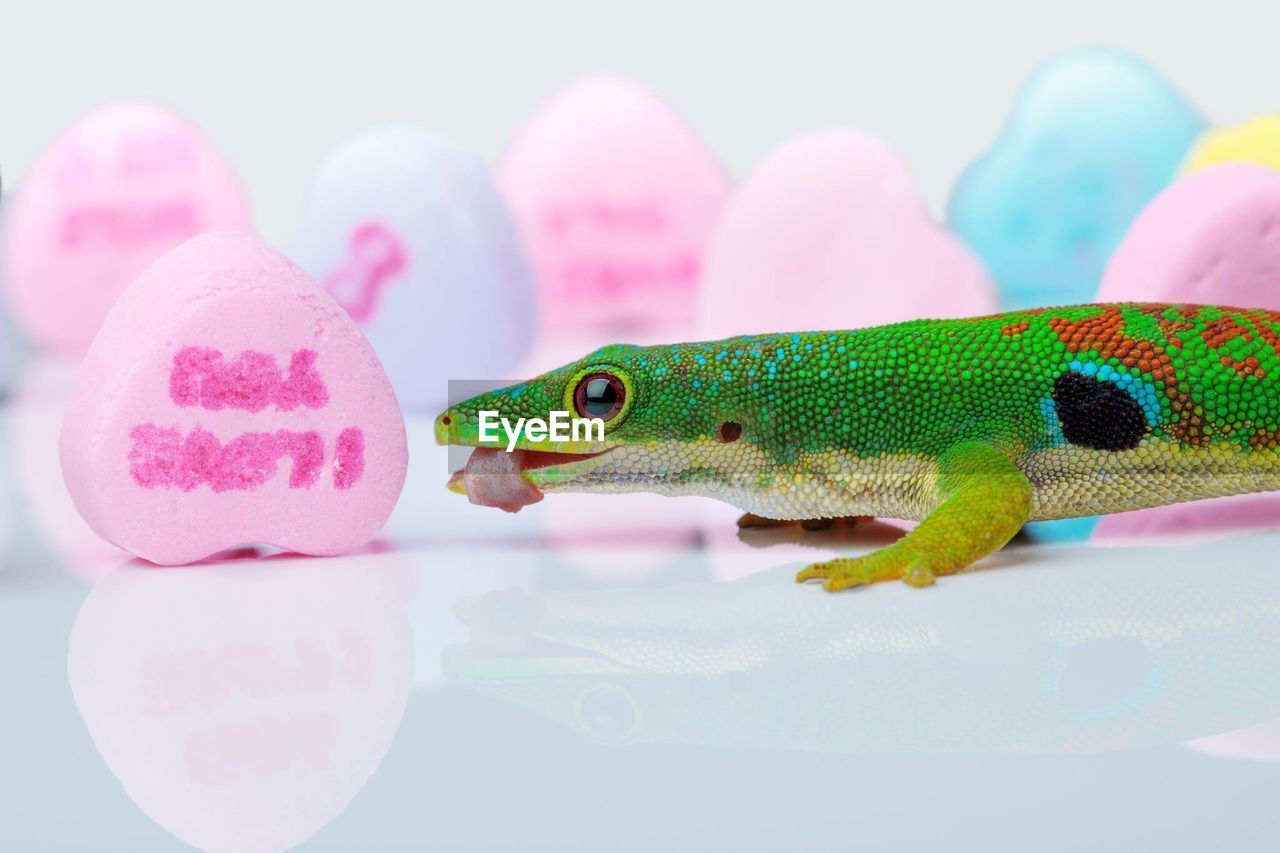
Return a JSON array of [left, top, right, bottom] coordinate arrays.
[[699, 130, 995, 339], [1183, 114, 1280, 176], [499, 75, 731, 361], [948, 48, 1204, 310], [12, 358, 127, 579], [0, 101, 253, 354], [0, 283, 19, 394], [1097, 163, 1280, 309], [292, 126, 535, 411]]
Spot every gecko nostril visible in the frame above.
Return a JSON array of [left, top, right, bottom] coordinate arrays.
[[718, 422, 742, 443], [441, 415, 452, 427]]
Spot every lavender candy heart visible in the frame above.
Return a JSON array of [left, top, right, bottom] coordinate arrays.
[[292, 126, 536, 411]]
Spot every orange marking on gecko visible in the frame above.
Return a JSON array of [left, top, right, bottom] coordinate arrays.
[[1047, 306, 1205, 445]]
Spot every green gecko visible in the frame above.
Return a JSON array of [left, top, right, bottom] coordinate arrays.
[[436, 303, 1280, 592]]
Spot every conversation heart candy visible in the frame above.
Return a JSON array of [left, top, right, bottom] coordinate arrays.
[[699, 131, 996, 339], [1, 101, 253, 354], [499, 75, 731, 347], [69, 553, 412, 852], [1097, 163, 1280, 307], [947, 48, 1204, 309], [292, 126, 536, 411], [1183, 114, 1280, 176], [1091, 163, 1280, 541], [60, 232, 408, 565]]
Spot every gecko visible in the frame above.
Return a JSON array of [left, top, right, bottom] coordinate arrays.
[[435, 303, 1280, 592]]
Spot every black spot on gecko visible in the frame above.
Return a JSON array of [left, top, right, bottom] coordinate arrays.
[[1052, 371, 1147, 452]]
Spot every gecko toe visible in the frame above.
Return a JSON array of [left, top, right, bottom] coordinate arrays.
[[795, 561, 835, 583]]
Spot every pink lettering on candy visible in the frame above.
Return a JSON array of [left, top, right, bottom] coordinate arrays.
[[321, 222, 408, 324], [332, 427, 365, 490], [60, 201, 198, 249], [128, 425, 362, 492], [169, 348, 329, 412]]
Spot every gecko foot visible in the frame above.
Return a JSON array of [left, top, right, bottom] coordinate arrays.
[[796, 549, 938, 592]]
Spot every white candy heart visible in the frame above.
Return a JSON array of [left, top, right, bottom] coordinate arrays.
[[292, 126, 536, 411]]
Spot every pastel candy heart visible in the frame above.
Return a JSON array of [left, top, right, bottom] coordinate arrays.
[[948, 48, 1204, 309], [699, 131, 996, 339], [60, 232, 408, 565], [68, 554, 412, 852], [1097, 163, 1280, 306], [499, 75, 731, 346], [1, 101, 253, 353], [1183, 115, 1280, 176], [292, 126, 535, 411], [1091, 163, 1280, 540]]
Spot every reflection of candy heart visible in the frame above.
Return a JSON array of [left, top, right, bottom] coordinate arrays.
[[60, 232, 408, 565], [68, 554, 413, 853], [700, 131, 995, 338], [292, 126, 535, 411], [1, 101, 253, 353], [948, 48, 1204, 308], [1183, 115, 1280, 176], [499, 75, 730, 345], [1092, 163, 1280, 541], [1185, 718, 1280, 762]]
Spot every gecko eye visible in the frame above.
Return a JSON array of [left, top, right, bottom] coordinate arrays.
[[573, 373, 626, 421]]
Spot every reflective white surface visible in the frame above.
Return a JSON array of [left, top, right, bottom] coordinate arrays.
[[4, 392, 1280, 851]]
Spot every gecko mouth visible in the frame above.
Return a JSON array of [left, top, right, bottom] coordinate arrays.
[[448, 447, 612, 512]]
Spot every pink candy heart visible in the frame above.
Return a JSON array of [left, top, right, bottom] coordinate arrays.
[[60, 232, 407, 565], [499, 75, 731, 346], [1, 101, 253, 353], [1097, 163, 1280, 308], [700, 131, 996, 338], [1094, 163, 1280, 541]]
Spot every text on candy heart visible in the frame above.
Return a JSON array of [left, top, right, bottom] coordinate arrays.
[[129, 348, 366, 491], [541, 200, 699, 298], [60, 201, 199, 250], [320, 222, 408, 324], [170, 346, 329, 411], [54, 133, 206, 249]]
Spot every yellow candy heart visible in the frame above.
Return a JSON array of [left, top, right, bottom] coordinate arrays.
[[1183, 114, 1280, 175]]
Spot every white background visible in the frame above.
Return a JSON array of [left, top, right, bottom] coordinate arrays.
[[2, 0, 1277, 243]]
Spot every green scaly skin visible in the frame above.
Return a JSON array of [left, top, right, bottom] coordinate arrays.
[[436, 303, 1280, 592]]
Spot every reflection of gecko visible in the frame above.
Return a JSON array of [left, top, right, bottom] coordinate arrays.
[[321, 223, 407, 323], [438, 304, 1280, 591], [444, 539, 1280, 753]]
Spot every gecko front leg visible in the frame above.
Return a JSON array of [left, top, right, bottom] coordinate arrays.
[[797, 442, 1032, 592]]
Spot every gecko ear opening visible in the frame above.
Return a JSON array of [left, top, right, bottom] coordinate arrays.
[[718, 422, 743, 443]]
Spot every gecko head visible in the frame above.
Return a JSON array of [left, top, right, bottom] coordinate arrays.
[[434, 341, 765, 511]]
